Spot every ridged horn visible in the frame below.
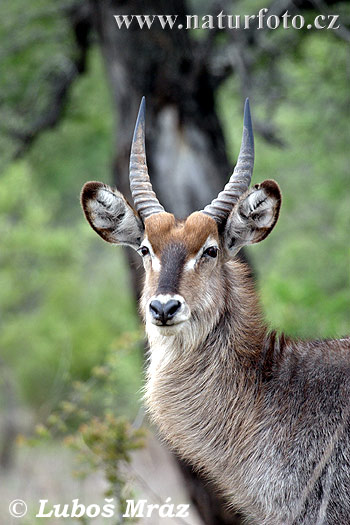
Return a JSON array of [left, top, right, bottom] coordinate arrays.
[[129, 97, 165, 220], [202, 98, 254, 224]]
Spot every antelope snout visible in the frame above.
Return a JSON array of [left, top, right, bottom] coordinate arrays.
[[150, 299, 181, 324], [148, 294, 191, 327]]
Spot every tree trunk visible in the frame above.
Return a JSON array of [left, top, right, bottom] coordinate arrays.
[[90, 1, 245, 523]]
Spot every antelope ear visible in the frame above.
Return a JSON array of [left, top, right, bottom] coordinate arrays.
[[223, 180, 281, 257], [81, 181, 144, 250]]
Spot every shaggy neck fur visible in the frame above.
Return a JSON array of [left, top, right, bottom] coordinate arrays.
[[143, 258, 350, 525], [144, 258, 267, 509]]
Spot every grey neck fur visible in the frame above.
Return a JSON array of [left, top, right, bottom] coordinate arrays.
[[143, 258, 350, 525]]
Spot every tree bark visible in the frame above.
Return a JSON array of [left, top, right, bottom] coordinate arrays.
[[90, 1, 246, 523]]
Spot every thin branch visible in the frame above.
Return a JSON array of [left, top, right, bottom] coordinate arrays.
[[128, 462, 196, 525], [254, 120, 286, 147], [12, 63, 80, 156], [13, 2, 92, 158], [206, 0, 343, 147], [311, 0, 350, 42]]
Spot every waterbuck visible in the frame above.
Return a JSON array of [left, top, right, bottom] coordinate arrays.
[[81, 98, 350, 525]]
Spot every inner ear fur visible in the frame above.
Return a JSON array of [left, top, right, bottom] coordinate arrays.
[[81, 181, 144, 249], [224, 179, 282, 256]]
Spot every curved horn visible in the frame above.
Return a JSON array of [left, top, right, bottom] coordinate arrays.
[[202, 98, 254, 224], [129, 97, 165, 220]]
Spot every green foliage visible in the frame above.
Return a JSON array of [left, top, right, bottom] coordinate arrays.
[[0, 23, 140, 413], [0, 162, 140, 411], [24, 331, 145, 524], [70, 412, 144, 491], [26, 47, 115, 217], [0, 0, 77, 164], [218, 31, 350, 339], [0, 6, 349, 517]]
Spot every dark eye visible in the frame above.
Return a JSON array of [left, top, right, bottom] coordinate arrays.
[[203, 246, 218, 258], [139, 246, 150, 257]]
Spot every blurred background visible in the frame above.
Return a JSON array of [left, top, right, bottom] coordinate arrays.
[[0, 1, 349, 524]]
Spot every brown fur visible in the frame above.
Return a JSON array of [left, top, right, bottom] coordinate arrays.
[[143, 255, 350, 525], [145, 211, 219, 257], [81, 178, 350, 524]]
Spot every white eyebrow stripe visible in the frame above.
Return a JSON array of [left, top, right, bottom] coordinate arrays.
[[152, 256, 161, 272], [141, 237, 161, 271], [184, 236, 219, 272], [184, 257, 197, 271]]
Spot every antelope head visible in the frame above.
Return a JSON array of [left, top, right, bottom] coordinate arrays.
[[81, 98, 281, 341]]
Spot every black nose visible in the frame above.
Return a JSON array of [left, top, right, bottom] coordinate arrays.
[[149, 299, 181, 324]]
